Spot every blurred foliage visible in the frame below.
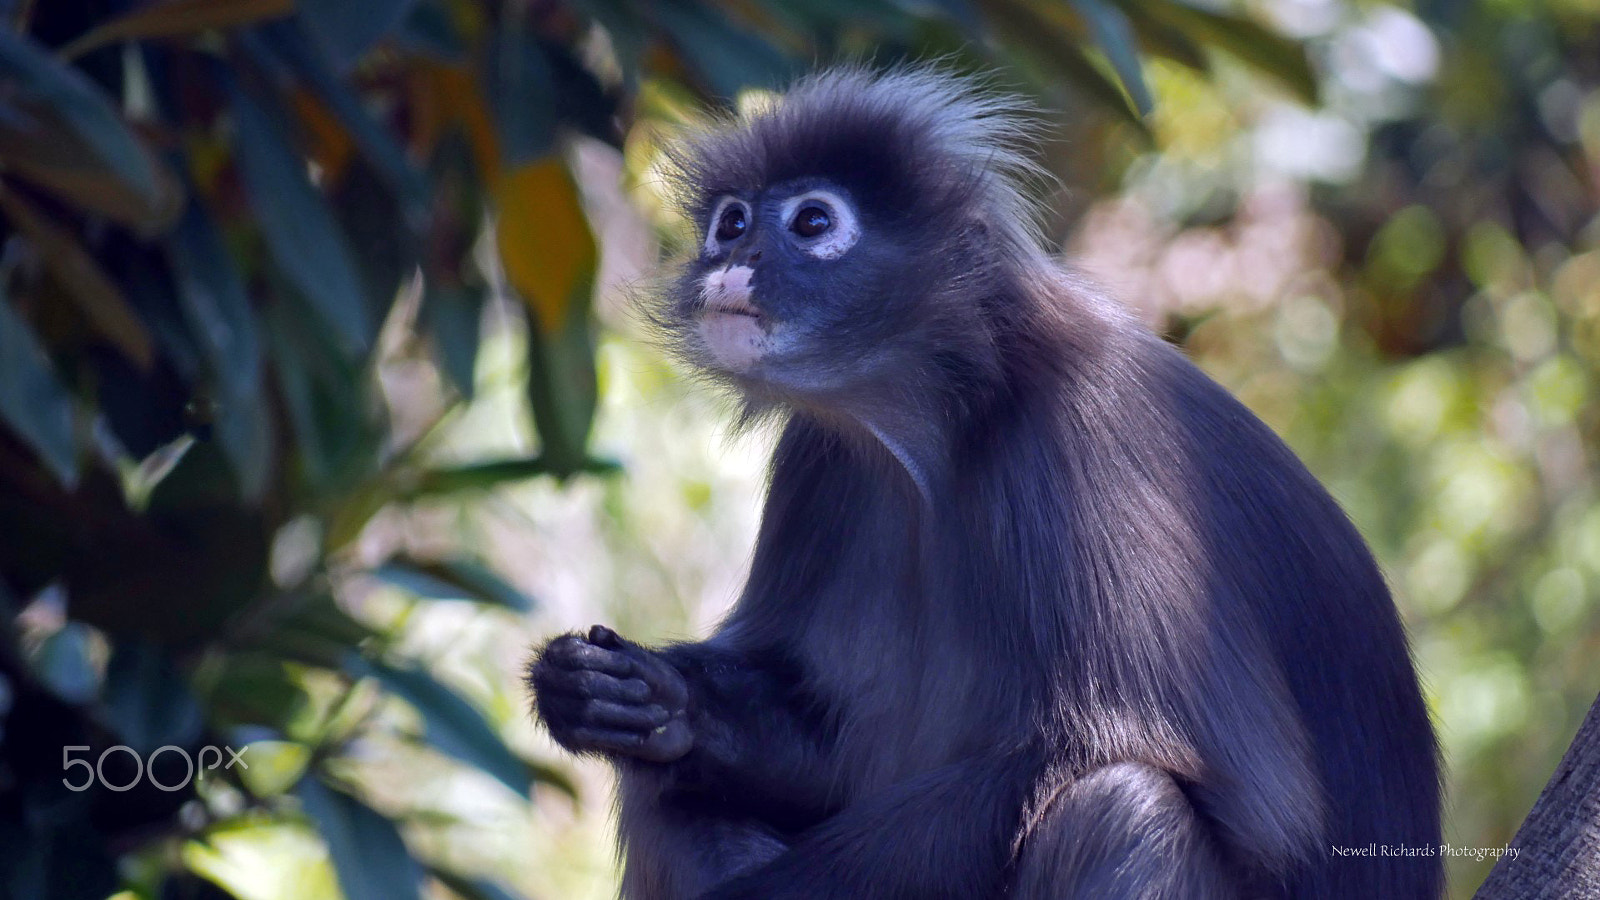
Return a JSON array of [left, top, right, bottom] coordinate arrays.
[[0, 0, 1595, 899], [0, 0, 1319, 899]]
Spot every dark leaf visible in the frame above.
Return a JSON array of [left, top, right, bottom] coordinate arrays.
[[1133, 0, 1318, 104], [0, 291, 78, 486], [420, 286, 485, 399], [370, 556, 534, 612], [429, 868, 525, 900], [0, 30, 158, 200], [58, 0, 295, 61], [1072, 0, 1153, 114], [0, 186, 156, 369], [409, 456, 619, 499], [350, 656, 532, 796], [226, 75, 372, 357], [296, 776, 425, 900], [650, 0, 793, 100], [484, 29, 558, 166], [33, 623, 99, 704], [102, 640, 205, 753], [299, 0, 420, 70], [166, 203, 272, 501], [256, 19, 430, 220]]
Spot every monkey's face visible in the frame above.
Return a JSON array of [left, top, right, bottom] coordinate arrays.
[[671, 177, 933, 401]]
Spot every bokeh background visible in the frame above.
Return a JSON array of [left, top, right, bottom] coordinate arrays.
[[0, 0, 1596, 898]]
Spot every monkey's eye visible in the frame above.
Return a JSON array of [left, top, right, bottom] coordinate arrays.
[[715, 205, 748, 242], [791, 206, 831, 238]]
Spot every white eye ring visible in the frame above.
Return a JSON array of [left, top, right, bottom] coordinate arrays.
[[704, 196, 749, 255], [780, 190, 860, 260]]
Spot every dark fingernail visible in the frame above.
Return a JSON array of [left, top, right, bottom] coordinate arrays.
[[589, 625, 619, 646]]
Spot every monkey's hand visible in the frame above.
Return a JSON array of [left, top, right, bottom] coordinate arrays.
[[531, 625, 693, 763]]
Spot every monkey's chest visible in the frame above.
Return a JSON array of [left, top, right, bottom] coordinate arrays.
[[794, 573, 992, 795]]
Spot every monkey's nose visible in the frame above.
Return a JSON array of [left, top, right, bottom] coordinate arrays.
[[730, 246, 762, 268]]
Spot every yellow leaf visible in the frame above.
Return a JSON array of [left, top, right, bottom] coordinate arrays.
[[494, 158, 595, 334], [59, 0, 296, 61], [0, 184, 155, 369]]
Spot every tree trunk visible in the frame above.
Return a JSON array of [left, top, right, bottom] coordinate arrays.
[[1475, 690, 1600, 899]]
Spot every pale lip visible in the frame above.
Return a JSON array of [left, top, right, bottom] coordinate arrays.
[[697, 265, 768, 370], [702, 294, 761, 319]]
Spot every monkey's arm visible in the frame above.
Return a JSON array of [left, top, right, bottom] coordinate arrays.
[[530, 626, 839, 827]]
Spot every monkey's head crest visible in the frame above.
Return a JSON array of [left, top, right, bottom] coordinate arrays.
[[651, 65, 1051, 417]]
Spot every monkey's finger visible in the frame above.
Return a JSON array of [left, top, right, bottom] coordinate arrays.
[[584, 700, 670, 731], [567, 726, 645, 755], [540, 669, 652, 704], [589, 624, 624, 647], [543, 639, 635, 677]]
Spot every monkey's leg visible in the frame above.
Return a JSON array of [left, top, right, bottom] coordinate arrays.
[[615, 768, 790, 900], [696, 754, 1037, 900], [1012, 762, 1239, 900]]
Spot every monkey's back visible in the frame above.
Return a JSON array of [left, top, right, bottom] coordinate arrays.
[[1012, 316, 1444, 897]]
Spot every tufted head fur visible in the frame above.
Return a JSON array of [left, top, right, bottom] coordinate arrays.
[[648, 66, 1062, 489]]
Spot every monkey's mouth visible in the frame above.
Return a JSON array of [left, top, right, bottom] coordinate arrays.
[[701, 296, 762, 320]]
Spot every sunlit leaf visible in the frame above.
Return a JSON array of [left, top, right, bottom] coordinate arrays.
[[371, 556, 534, 612], [184, 817, 341, 900], [0, 289, 78, 486], [227, 77, 372, 357], [300, 0, 420, 69], [350, 656, 533, 797], [297, 777, 424, 900], [0, 30, 157, 199], [58, 0, 295, 60], [494, 158, 599, 472], [0, 186, 155, 369]]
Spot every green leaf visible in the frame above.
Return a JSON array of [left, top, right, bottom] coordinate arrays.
[[350, 656, 532, 796], [651, 0, 793, 99], [0, 30, 157, 201], [227, 75, 372, 357], [299, 0, 420, 69], [1072, 0, 1153, 114], [296, 776, 424, 900], [370, 556, 534, 612], [1133, 0, 1318, 104], [0, 291, 78, 486], [167, 203, 271, 501]]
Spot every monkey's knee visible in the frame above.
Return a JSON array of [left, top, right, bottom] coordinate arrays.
[[1013, 762, 1237, 900]]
